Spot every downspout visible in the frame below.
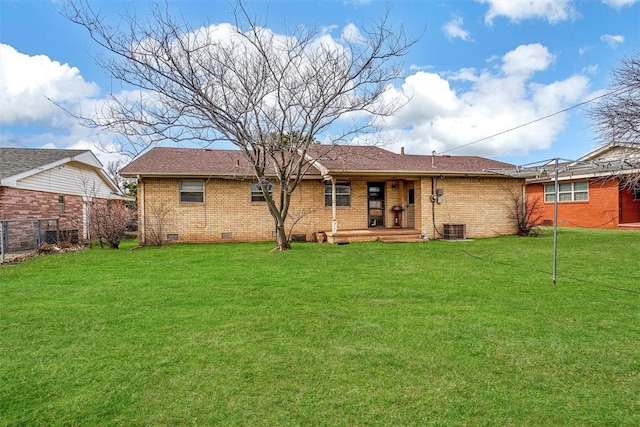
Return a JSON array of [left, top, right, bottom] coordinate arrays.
[[138, 175, 145, 245], [431, 176, 436, 238], [522, 183, 527, 226], [331, 177, 337, 233]]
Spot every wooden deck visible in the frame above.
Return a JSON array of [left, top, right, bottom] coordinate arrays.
[[324, 228, 426, 244]]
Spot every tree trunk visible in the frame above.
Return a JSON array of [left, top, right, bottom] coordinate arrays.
[[274, 222, 291, 251]]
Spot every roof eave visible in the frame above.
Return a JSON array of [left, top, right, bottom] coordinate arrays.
[[528, 168, 640, 183], [121, 171, 323, 180], [325, 169, 519, 177]]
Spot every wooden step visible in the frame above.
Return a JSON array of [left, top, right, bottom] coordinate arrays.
[[379, 236, 427, 243], [325, 228, 424, 244]]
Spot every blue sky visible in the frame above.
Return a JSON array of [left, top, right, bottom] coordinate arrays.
[[1, 0, 639, 166]]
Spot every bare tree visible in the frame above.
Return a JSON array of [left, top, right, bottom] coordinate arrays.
[[91, 199, 130, 249], [590, 52, 640, 145], [507, 187, 544, 237], [59, 0, 416, 250], [145, 200, 171, 247], [105, 160, 122, 189], [589, 51, 640, 188], [78, 173, 130, 249]]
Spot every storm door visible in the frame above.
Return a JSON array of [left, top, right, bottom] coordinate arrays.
[[368, 182, 385, 227], [406, 184, 415, 228]]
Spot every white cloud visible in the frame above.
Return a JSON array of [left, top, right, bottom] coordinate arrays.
[[601, 0, 637, 8], [501, 44, 555, 77], [578, 46, 592, 55], [0, 44, 99, 126], [369, 44, 590, 158], [341, 23, 366, 44], [478, 0, 578, 24], [600, 34, 625, 48], [442, 16, 473, 42], [448, 67, 479, 82]]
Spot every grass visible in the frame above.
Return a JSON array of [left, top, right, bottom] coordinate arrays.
[[1, 228, 639, 426]]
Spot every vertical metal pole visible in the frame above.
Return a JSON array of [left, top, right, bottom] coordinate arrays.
[[331, 178, 337, 233], [552, 158, 559, 285], [35, 219, 41, 248], [0, 221, 5, 264]]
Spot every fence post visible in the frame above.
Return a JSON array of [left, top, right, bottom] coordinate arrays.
[[35, 219, 42, 248], [0, 221, 7, 264]]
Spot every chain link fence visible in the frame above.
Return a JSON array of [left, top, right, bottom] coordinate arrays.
[[0, 218, 77, 264]]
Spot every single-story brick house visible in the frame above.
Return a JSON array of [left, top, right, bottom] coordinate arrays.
[[120, 144, 525, 244], [0, 147, 127, 242], [526, 142, 640, 229]]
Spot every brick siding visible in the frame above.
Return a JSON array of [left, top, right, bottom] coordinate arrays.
[[417, 177, 520, 239], [138, 176, 523, 244], [1, 186, 85, 231], [527, 179, 625, 229], [620, 186, 640, 224]]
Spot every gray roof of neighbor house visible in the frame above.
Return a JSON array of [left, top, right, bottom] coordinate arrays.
[[0, 147, 90, 179], [120, 145, 515, 178]]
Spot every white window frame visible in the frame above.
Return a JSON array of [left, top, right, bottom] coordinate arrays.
[[58, 195, 65, 214], [325, 181, 351, 207], [544, 181, 588, 202], [251, 180, 273, 203], [179, 179, 204, 203]]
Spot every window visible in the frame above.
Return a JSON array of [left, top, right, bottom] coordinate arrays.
[[325, 181, 351, 207], [58, 195, 65, 214], [633, 184, 640, 201], [544, 181, 588, 202], [408, 188, 415, 204], [251, 180, 272, 203], [180, 180, 204, 203]]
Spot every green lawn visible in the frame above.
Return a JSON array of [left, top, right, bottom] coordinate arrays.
[[1, 228, 639, 426]]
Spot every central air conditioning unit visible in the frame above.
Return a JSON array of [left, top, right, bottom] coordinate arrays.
[[443, 224, 466, 240]]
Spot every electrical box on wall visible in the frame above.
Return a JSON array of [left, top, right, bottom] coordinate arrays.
[[431, 188, 444, 205]]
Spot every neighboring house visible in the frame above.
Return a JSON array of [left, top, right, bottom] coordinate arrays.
[[526, 142, 640, 229], [0, 148, 127, 241], [120, 145, 524, 244]]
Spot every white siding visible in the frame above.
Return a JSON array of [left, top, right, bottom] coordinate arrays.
[[588, 146, 640, 162], [17, 162, 114, 198]]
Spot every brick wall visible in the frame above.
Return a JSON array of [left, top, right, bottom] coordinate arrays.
[[140, 177, 372, 243], [0, 186, 85, 231], [418, 176, 521, 239], [139, 175, 522, 243], [527, 179, 621, 229], [620, 186, 640, 224]]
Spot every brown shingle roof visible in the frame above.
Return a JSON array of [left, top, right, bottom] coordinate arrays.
[[120, 145, 514, 178], [306, 145, 514, 174]]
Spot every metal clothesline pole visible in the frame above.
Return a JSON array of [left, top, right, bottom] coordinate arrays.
[[485, 155, 640, 285], [552, 158, 559, 286]]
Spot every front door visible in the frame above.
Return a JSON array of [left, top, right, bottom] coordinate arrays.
[[368, 182, 385, 227]]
